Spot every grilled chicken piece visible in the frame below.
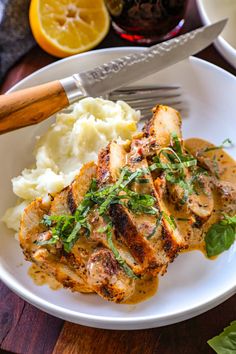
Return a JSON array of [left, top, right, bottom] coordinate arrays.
[[128, 137, 184, 262], [97, 140, 177, 275], [69, 162, 97, 210], [144, 106, 188, 247], [97, 141, 126, 185], [109, 204, 161, 275], [154, 180, 188, 250], [20, 161, 137, 302], [47, 162, 98, 292], [146, 105, 214, 223], [146, 105, 182, 146], [88, 209, 142, 275], [20, 163, 100, 293], [96, 142, 145, 275], [19, 163, 99, 293], [97, 141, 163, 275], [67, 160, 138, 302], [87, 248, 135, 302], [19, 198, 92, 293]]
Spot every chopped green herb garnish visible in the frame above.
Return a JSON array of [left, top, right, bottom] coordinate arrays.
[[147, 211, 163, 239], [149, 159, 197, 172], [202, 138, 233, 153], [212, 155, 220, 179], [90, 167, 150, 215], [171, 132, 183, 156], [39, 165, 159, 278], [126, 190, 158, 215], [163, 212, 176, 230], [189, 167, 209, 196], [150, 140, 201, 206], [136, 178, 150, 184], [39, 179, 97, 251]]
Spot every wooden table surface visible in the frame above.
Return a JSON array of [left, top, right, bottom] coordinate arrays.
[[0, 1, 235, 353]]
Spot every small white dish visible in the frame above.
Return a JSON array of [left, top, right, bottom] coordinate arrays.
[[0, 48, 236, 330], [196, 0, 236, 68]]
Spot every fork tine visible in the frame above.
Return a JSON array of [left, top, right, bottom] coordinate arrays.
[[109, 85, 181, 100], [112, 85, 180, 93], [124, 94, 181, 107], [107, 85, 183, 118], [62, 86, 183, 117]]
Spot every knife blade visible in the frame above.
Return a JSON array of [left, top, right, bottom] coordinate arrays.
[[0, 19, 227, 135], [61, 19, 227, 102]]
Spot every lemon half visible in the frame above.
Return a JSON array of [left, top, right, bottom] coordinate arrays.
[[29, 0, 110, 57]]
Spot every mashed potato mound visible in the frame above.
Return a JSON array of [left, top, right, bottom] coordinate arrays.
[[2, 97, 140, 235]]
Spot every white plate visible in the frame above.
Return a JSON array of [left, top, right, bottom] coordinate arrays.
[[0, 48, 236, 330], [196, 0, 236, 68]]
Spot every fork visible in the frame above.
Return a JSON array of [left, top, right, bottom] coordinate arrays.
[[106, 85, 182, 120], [0, 83, 181, 134], [61, 85, 182, 119]]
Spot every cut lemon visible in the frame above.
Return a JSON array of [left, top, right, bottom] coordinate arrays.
[[29, 0, 110, 57]]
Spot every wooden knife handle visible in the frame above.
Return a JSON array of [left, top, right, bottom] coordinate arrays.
[[0, 80, 69, 134]]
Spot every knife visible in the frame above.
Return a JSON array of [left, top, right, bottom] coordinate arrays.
[[0, 19, 226, 134]]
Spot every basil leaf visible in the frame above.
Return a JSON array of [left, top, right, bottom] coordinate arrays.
[[207, 321, 236, 354], [205, 223, 236, 258]]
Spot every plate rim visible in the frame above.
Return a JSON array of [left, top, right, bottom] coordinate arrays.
[[6, 46, 236, 94], [1, 47, 236, 328], [196, 0, 236, 69], [0, 261, 235, 327]]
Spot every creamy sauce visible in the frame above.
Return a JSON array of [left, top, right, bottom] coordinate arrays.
[[28, 263, 158, 304], [184, 138, 236, 183], [28, 264, 62, 290], [184, 138, 236, 256], [28, 138, 236, 303], [124, 275, 158, 304], [182, 240, 205, 254]]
